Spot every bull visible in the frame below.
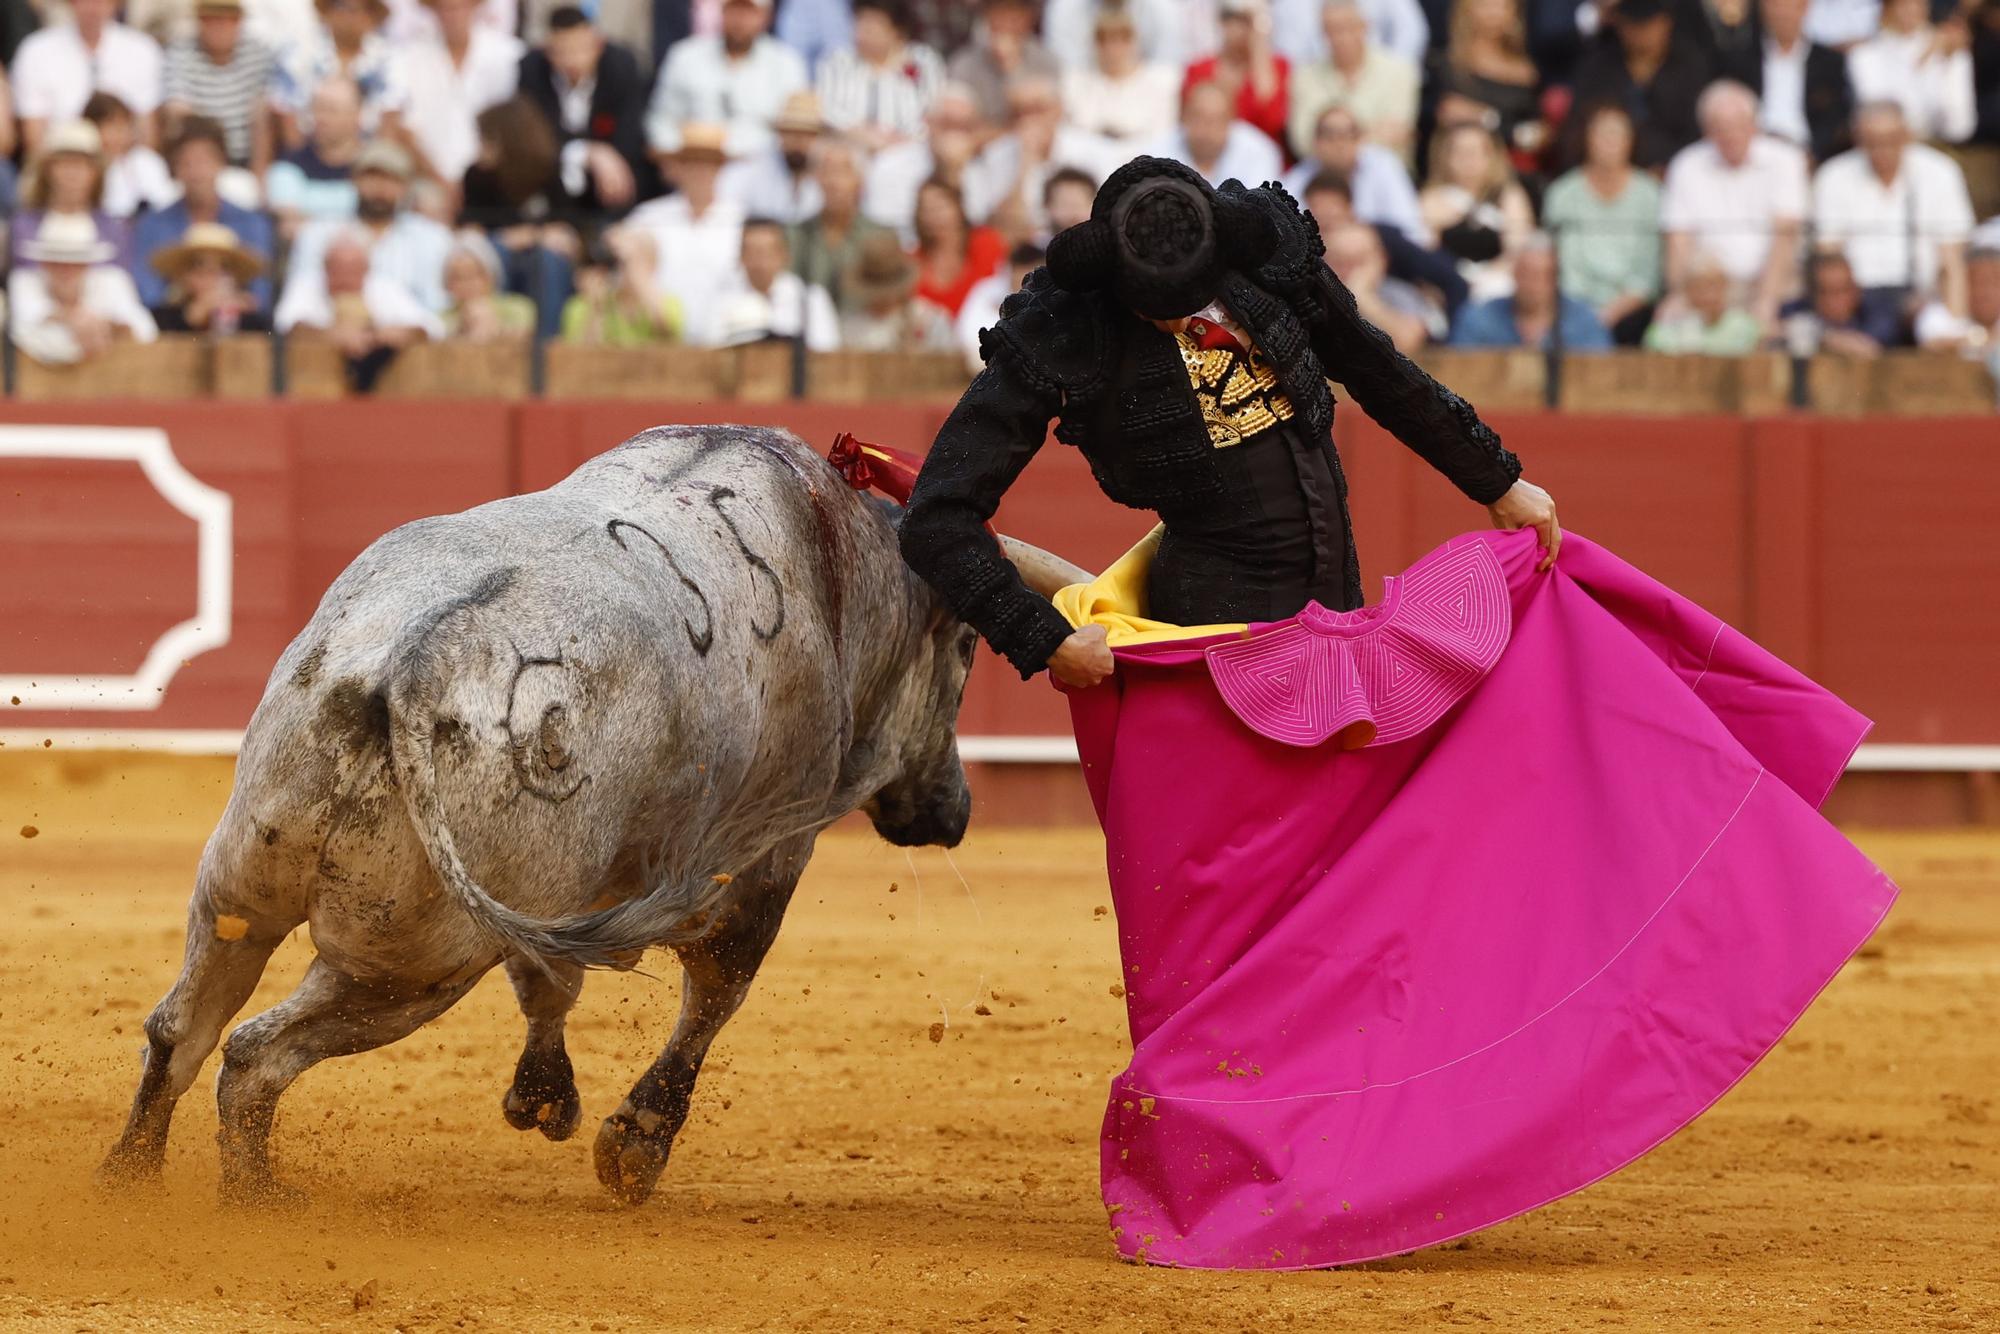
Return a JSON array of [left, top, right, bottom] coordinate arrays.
[[100, 425, 1086, 1205]]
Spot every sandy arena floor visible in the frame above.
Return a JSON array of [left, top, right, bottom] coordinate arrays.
[[1, 752, 1997, 1333]]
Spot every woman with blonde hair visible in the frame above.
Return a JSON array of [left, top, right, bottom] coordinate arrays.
[[1419, 120, 1535, 300]]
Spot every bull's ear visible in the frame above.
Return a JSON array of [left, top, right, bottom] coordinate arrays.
[[999, 535, 1092, 599]]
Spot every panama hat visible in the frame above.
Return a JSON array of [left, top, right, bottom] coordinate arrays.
[[150, 222, 266, 284], [41, 119, 103, 160], [352, 138, 415, 181], [662, 122, 733, 162], [773, 91, 827, 136], [843, 231, 919, 307], [22, 212, 116, 265]]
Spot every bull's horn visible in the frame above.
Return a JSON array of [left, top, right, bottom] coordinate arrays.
[[999, 535, 1094, 598]]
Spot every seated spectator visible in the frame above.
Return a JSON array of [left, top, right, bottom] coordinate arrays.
[[284, 140, 455, 317], [84, 93, 175, 219], [864, 83, 984, 242], [1567, 0, 1711, 170], [1289, 0, 1419, 161], [1283, 103, 1426, 245], [559, 225, 684, 345], [1914, 247, 2000, 355], [148, 220, 271, 333], [647, 0, 807, 158], [1155, 80, 1284, 188], [1273, 0, 1431, 69], [440, 230, 535, 339], [162, 0, 277, 168], [1642, 251, 1765, 352], [1045, 0, 1187, 73], [952, 237, 1041, 368], [134, 116, 276, 310], [1680, 0, 1760, 85], [270, 0, 409, 149], [265, 77, 365, 233], [11, 0, 164, 157], [791, 135, 894, 316], [1419, 121, 1535, 301], [1542, 102, 1662, 344], [910, 175, 1005, 319], [518, 6, 655, 226], [815, 0, 942, 152], [13, 121, 131, 271], [629, 123, 747, 317], [1450, 235, 1613, 349], [1061, 2, 1179, 146], [1185, 0, 1291, 154], [1301, 167, 1468, 312], [1846, 0, 1975, 145], [962, 77, 1120, 233], [401, 0, 523, 189], [458, 98, 571, 337], [276, 227, 441, 392], [1431, 0, 1539, 156], [8, 213, 158, 364], [1043, 166, 1096, 240], [951, 0, 1060, 125], [1813, 101, 1976, 316], [1660, 82, 1807, 330], [1753, 0, 1851, 163], [721, 91, 828, 225], [708, 216, 841, 349], [841, 229, 956, 353], [1781, 250, 1902, 357], [1324, 218, 1432, 351]]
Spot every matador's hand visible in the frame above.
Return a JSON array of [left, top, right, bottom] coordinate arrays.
[[1488, 479, 1561, 572], [1048, 624, 1115, 689]]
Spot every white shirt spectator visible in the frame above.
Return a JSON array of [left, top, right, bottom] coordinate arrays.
[[1270, 0, 1431, 70], [273, 267, 445, 336], [380, 0, 519, 47], [270, 30, 410, 134], [647, 33, 808, 156], [102, 145, 177, 218], [12, 20, 164, 122], [1659, 134, 1809, 288], [1044, 0, 1185, 71], [8, 266, 158, 361], [955, 270, 1010, 371], [862, 139, 937, 243], [1759, 35, 1811, 150], [285, 213, 456, 313], [626, 193, 748, 316], [402, 25, 523, 185], [1152, 122, 1284, 189], [1846, 29, 1977, 145], [1062, 60, 1181, 144], [814, 42, 943, 142], [1813, 142, 1976, 292], [961, 127, 1124, 232], [1804, 0, 1879, 50], [1283, 144, 1429, 245], [707, 270, 841, 350], [720, 148, 824, 225]]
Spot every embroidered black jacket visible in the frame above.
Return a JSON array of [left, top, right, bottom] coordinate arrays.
[[899, 183, 1523, 678]]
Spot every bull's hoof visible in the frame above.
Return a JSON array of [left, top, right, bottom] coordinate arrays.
[[503, 1049, 582, 1142], [218, 1165, 309, 1211], [96, 1139, 166, 1189], [593, 1110, 671, 1206]]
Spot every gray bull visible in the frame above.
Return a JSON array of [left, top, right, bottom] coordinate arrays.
[[101, 424, 1084, 1205]]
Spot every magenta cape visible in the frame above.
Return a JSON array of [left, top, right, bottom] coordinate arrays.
[[1062, 529, 1897, 1269]]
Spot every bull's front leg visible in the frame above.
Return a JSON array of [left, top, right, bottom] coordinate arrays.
[[593, 838, 810, 1206], [501, 954, 585, 1141]]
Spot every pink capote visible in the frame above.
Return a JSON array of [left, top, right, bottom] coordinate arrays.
[[1064, 528, 1898, 1270]]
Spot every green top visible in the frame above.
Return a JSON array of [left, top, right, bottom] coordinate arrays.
[[443, 293, 537, 338], [790, 214, 896, 317], [1542, 169, 1663, 309], [1642, 308, 1766, 355], [559, 290, 685, 347]]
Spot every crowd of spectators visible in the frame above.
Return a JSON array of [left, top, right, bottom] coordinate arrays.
[[3, 0, 2000, 387]]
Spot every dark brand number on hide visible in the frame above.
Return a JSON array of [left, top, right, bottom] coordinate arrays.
[[605, 518, 716, 656]]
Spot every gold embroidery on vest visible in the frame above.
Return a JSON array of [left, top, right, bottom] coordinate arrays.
[[1174, 332, 1296, 449]]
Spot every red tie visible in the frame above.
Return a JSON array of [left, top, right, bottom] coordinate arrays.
[[1189, 317, 1243, 354]]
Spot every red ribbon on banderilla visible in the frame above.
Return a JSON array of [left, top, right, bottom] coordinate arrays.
[[827, 432, 995, 537]]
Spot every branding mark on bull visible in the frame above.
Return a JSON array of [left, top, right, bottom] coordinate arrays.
[[605, 519, 715, 656]]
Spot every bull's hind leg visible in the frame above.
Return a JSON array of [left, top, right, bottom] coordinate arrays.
[[101, 891, 292, 1185], [214, 957, 482, 1203], [593, 837, 812, 1206], [501, 955, 585, 1141]]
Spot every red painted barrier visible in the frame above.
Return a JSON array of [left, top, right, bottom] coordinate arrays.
[[2, 402, 1997, 744]]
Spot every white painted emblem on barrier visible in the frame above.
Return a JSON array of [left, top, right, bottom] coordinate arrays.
[[0, 426, 232, 709]]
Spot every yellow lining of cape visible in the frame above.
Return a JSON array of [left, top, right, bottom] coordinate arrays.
[[1050, 525, 1252, 647]]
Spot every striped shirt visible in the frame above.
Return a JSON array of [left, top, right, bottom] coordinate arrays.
[[164, 35, 279, 165], [814, 43, 943, 141]]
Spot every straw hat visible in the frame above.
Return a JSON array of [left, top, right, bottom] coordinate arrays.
[[773, 91, 826, 136], [149, 222, 266, 284], [662, 123, 733, 163], [352, 138, 415, 181], [41, 120, 103, 160], [843, 230, 918, 307], [22, 212, 116, 265]]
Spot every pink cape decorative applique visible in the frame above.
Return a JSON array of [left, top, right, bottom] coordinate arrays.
[[1063, 528, 1898, 1270]]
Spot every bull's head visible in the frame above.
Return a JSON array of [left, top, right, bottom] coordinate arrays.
[[864, 534, 1091, 849]]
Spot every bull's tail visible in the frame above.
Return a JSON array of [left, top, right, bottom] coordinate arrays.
[[383, 587, 816, 970]]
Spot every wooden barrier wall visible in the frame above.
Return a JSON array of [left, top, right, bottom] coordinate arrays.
[[3, 401, 1998, 821]]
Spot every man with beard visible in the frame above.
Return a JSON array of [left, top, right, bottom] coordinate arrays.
[[277, 139, 454, 319], [719, 91, 827, 225]]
